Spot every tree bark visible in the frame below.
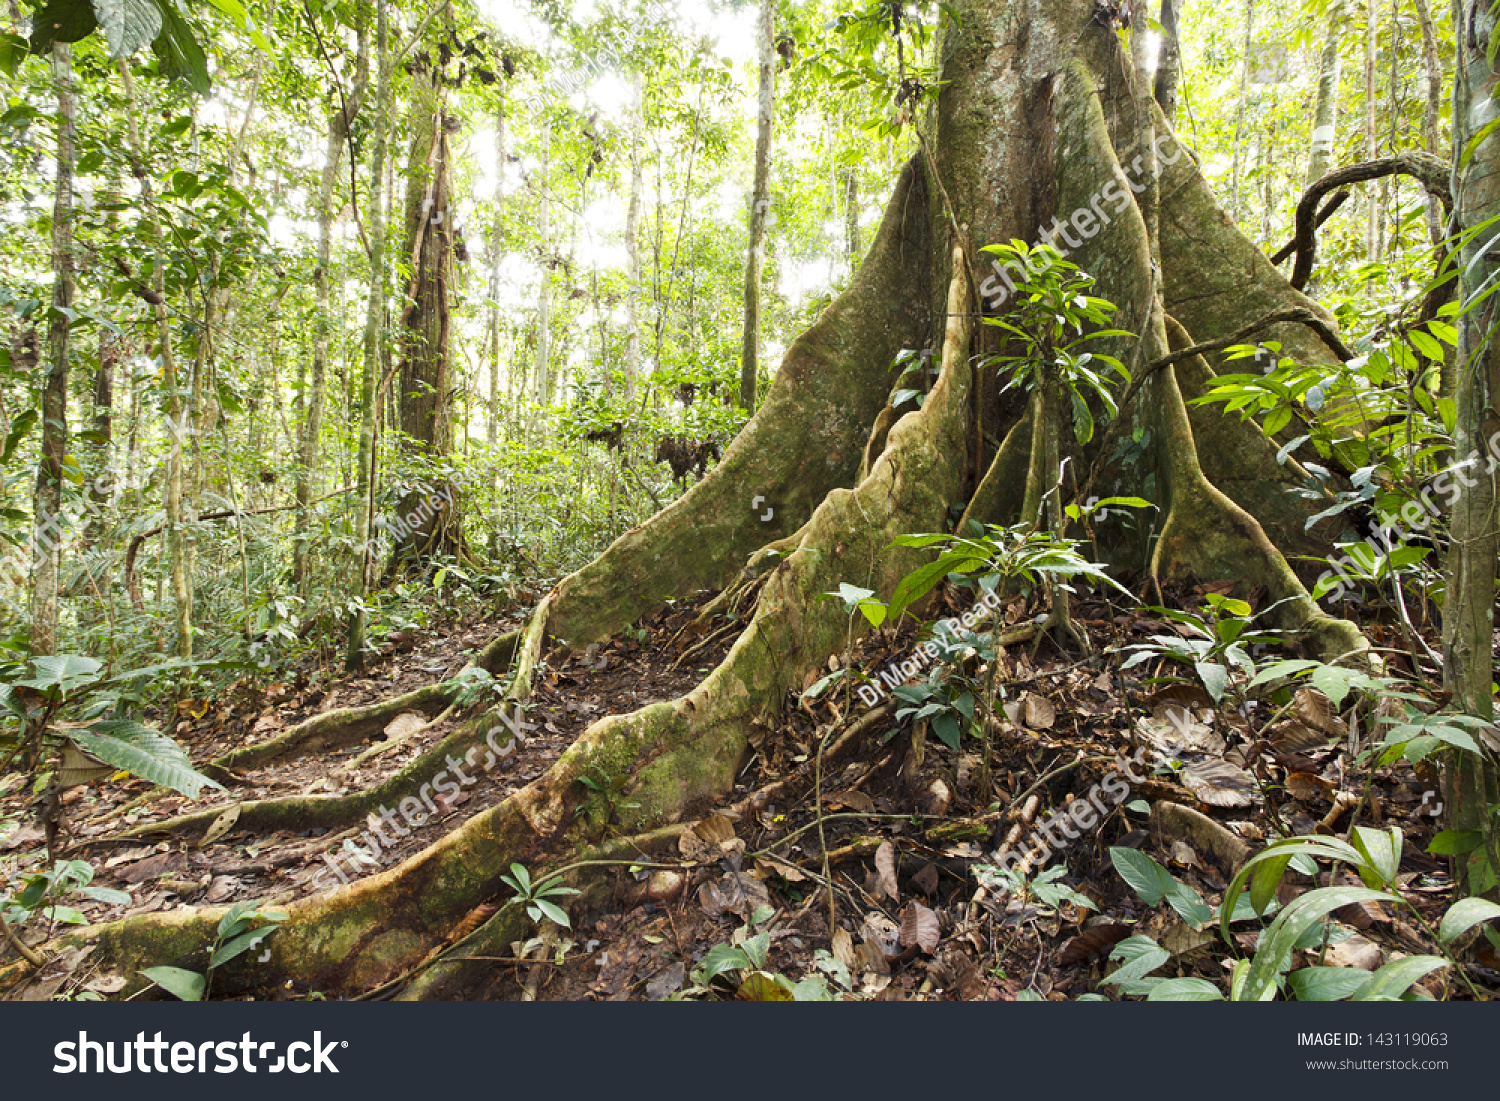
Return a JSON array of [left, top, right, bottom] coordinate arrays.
[[295, 15, 369, 595], [347, 0, 391, 671], [31, 41, 75, 657], [1153, 0, 1181, 128], [739, 0, 775, 413], [1441, 0, 1500, 897], [1307, 1, 1345, 187]]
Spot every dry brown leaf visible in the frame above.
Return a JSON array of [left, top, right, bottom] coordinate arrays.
[[912, 862, 940, 896], [201, 803, 242, 846], [1182, 758, 1258, 808], [1058, 923, 1132, 966], [1145, 683, 1215, 710], [831, 927, 858, 969], [1295, 687, 1348, 740], [383, 711, 428, 740], [1286, 771, 1334, 802], [757, 856, 808, 883], [874, 841, 899, 900], [1271, 720, 1330, 754], [693, 815, 737, 846], [1022, 693, 1056, 730], [826, 789, 876, 814], [899, 900, 941, 954]]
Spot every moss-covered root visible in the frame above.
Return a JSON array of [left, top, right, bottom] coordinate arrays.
[[120, 611, 546, 842], [540, 160, 934, 651], [210, 629, 521, 774], [7, 261, 978, 1001]]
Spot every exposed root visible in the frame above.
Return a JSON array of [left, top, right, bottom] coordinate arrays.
[[119, 615, 543, 841], [209, 628, 519, 774]]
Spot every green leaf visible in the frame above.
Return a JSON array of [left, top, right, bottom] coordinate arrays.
[[209, 928, 268, 968], [1351, 955, 1448, 1000], [698, 943, 752, 983], [27, 0, 98, 52], [533, 898, 571, 928], [1102, 935, 1169, 986], [1242, 886, 1397, 1002], [1146, 977, 1223, 1001], [152, 0, 211, 95], [216, 898, 264, 938], [1428, 830, 1483, 856], [1349, 826, 1402, 890], [1438, 896, 1500, 944], [1, 409, 37, 464], [68, 721, 224, 800], [90, 0, 160, 58], [1109, 847, 1175, 906], [1288, 966, 1370, 1001], [1195, 661, 1228, 704], [931, 711, 962, 750], [140, 965, 205, 1001]]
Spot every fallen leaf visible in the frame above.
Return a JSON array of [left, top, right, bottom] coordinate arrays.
[[1325, 934, 1382, 970], [1286, 772, 1334, 802], [201, 803, 242, 846], [1058, 923, 1132, 965], [1022, 694, 1056, 730], [645, 962, 685, 1000], [1182, 758, 1258, 808], [874, 841, 899, 900], [831, 927, 858, 970], [912, 862, 940, 896], [899, 900, 941, 954], [383, 711, 427, 740], [1295, 687, 1348, 740]]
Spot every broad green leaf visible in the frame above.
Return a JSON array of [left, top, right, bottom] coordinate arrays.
[[1243, 886, 1396, 1002], [1351, 955, 1448, 1000], [1288, 966, 1370, 1001], [1439, 896, 1500, 944], [1428, 830, 1483, 856], [1146, 977, 1223, 1001], [1110, 848, 1175, 906], [140, 965, 205, 1001], [90, 0, 160, 58], [69, 721, 223, 800]]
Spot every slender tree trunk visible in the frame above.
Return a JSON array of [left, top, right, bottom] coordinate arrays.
[[1307, 1, 1345, 186], [295, 15, 369, 595], [1154, 0, 1181, 127], [844, 167, 860, 271], [739, 0, 776, 413], [625, 77, 643, 401], [1364, 0, 1380, 257], [120, 61, 191, 659], [348, 0, 390, 670], [31, 42, 75, 657], [533, 123, 552, 410], [1414, 0, 1445, 243], [486, 102, 505, 559], [1231, 0, 1254, 221], [1441, 0, 1500, 897]]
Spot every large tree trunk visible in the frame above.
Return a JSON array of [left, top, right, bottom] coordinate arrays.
[[27, 0, 1373, 999], [1441, 0, 1500, 897]]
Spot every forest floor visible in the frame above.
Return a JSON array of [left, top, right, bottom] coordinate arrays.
[[2, 584, 1497, 1001]]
